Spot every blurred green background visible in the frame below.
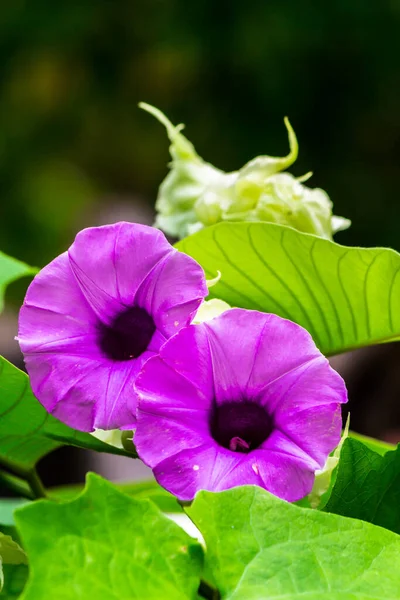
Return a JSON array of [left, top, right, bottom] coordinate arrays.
[[1, 0, 400, 269]]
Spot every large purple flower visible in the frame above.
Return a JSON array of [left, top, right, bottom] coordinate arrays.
[[135, 309, 348, 502], [18, 222, 207, 432]]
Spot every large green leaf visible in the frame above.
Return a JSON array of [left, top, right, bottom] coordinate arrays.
[[0, 253, 37, 314], [177, 222, 400, 355], [0, 357, 136, 477], [325, 438, 400, 534], [15, 474, 202, 600], [348, 431, 395, 456], [187, 485, 400, 600], [49, 479, 182, 513]]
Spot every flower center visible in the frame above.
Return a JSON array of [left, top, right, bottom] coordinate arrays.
[[210, 400, 273, 453], [98, 306, 156, 361]]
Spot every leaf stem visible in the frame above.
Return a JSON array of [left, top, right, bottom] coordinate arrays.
[[0, 457, 46, 499], [0, 470, 34, 500]]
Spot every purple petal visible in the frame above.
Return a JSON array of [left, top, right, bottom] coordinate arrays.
[[134, 413, 209, 471], [274, 403, 343, 469], [135, 354, 212, 415], [247, 449, 315, 502], [135, 309, 348, 502], [259, 429, 320, 470], [19, 222, 208, 432], [18, 249, 138, 430], [146, 329, 167, 353], [134, 353, 212, 466], [18, 253, 97, 354], [68, 222, 175, 323], [137, 388, 317, 501], [202, 309, 323, 404], [152, 444, 314, 502], [259, 358, 346, 466], [135, 250, 208, 337], [206, 446, 315, 502], [143, 324, 214, 400], [153, 445, 239, 501], [24, 351, 141, 431], [258, 355, 346, 416]]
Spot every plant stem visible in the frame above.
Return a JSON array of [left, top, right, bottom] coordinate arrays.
[[25, 468, 47, 499]]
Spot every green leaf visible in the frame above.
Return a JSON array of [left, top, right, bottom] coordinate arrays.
[[15, 473, 202, 600], [187, 485, 400, 599], [0, 357, 136, 478], [0, 253, 37, 314], [177, 222, 400, 355], [325, 438, 400, 534], [348, 430, 394, 456], [116, 480, 183, 513], [49, 479, 183, 513]]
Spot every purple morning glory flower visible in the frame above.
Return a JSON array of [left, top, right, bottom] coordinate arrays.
[[18, 222, 208, 432], [135, 309, 348, 502]]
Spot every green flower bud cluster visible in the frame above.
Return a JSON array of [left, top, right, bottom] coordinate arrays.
[[140, 103, 350, 240]]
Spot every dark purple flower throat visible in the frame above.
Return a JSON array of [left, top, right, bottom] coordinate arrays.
[[210, 400, 273, 453], [99, 306, 156, 361]]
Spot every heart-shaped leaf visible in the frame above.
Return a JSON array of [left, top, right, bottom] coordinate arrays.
[[325, 438, 400, 535], [177, 222, 400, 355], [15, 474, 202, 600], [187, 485, 400, 599]]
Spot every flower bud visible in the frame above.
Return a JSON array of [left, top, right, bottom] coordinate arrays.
[[91, 428, 124, 449], [308, 415, 350, 509], [139, 103, 223, 238], [140, 103, 350, 240], [192, 298, 231, 324]]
